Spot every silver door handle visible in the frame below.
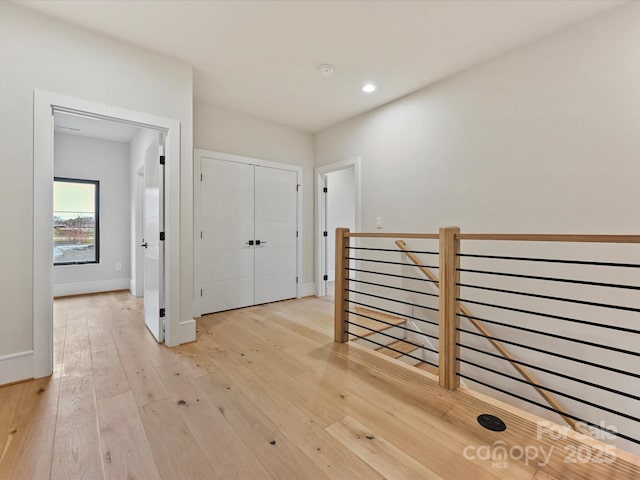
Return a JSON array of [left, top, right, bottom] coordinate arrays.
[[256, 240, 267, 246]]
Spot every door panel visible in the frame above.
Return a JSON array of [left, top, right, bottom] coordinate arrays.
[[143, 136, 163, 341], [200, 158, 255, 314], [254, 166, 297, 305]]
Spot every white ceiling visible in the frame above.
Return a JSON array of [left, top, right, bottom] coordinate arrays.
[[19, 0, 624, 132], [54, 111, 142, 143]]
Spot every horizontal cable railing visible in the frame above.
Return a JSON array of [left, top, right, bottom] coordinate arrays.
[[454, 235, 640, 450], [334, 227, 640, 455], [334, 229, 440, 373]]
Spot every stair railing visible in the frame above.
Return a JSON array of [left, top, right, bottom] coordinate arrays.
[[334, 226, 640, 453], [398, 230, 579, 431]]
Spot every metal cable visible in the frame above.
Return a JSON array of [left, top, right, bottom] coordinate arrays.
[[457, 327, 640, 379], [347, 329, 439, 367], [457, 267, 640, 291], [457, 253, 640, 269], [346, 298, 439, 327], [347, 309, 439, 341], [347, 267, 439, 283], [457, 373, 640, 445], [456, 298, 640, 335], [457, 312, 640, 357], [458, 342, 640, 403], [458, 286, 640, 313]]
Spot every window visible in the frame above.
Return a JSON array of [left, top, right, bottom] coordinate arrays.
[[53, 177, 100, 265]]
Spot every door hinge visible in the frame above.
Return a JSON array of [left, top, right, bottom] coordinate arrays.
[[200, 289, 203, 297], [160, 231, 165, 241], [159, 308, 165, 318], [296, 184, 300, 192], [323, 275, 328, 281], [323, 187, 327, 193], [200, 231, 203, 239], [296, 231, 298, 238], [296, 276, 299, 284], [323, 231, 328, 237], [200, 173, 203, 181], [159, 155, 165, 165]]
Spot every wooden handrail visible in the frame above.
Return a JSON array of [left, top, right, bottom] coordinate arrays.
[[457, 233, 640, 243], [396, 238, 580, 431], [346, 232, 439, 239]]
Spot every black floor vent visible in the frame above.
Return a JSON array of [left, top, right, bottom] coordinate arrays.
[[477, 414, 507, 432]]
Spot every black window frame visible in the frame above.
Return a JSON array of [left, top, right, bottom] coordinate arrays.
[[53, 177, 100, 266]]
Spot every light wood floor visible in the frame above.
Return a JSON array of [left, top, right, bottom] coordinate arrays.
[[0, 291, 637, 479]]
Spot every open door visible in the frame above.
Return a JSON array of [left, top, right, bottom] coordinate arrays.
[[143, 134, 164, 341]]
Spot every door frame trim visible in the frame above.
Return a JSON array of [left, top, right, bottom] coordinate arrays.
[[193, 148, 303, 317], [34, 90, 184, 379], [314, 157, 361, 297]]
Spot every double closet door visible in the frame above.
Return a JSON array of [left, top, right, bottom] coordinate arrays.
[[200, 157, 298, 314]]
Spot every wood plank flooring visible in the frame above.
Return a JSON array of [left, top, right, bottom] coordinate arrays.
[[0, 291, 637, 479]]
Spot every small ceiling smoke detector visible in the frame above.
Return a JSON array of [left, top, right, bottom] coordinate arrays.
[[362, 83, 377, 93], [319, 64, 335, 76]]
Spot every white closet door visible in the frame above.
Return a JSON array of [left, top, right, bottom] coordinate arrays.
[[200, 158, 255, 313], [254, 166, 298, 305]]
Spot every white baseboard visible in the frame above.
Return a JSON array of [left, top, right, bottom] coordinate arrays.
[[0, 350, 34, 386], [174, 319, 196, 346], [53, 278, 130, 297], [129, 279, 136, 296], [303, 283, 316, 297]]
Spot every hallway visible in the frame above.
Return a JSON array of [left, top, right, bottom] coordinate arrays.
[[0, 291, 635, 479]]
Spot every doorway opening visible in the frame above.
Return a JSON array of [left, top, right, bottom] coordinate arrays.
[[34, 91, 190, 380], [52, 111, 165, 351], [315, 158, 361, 299]]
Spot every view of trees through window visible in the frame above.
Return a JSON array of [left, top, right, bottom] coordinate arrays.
[[53, 178, 99, 265]]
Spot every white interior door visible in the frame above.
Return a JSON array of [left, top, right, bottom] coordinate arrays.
[[198, 157, 298, 314], [201, 158, 255, 313], [143, 136, 164, 341], [254, 166, 298, 304]]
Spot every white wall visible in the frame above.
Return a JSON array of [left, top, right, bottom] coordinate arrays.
[[53, 133, 131, 296], [316, 3, 640, 235], [194, 102, 315, 291], [326, 167, 356, 281], [315, 3, 640, 454], [0, 3, 193, 374]]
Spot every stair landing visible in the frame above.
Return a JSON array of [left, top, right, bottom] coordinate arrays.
[[348, 307, 405, 339]]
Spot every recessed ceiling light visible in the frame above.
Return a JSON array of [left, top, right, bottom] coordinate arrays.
[[362, 83, 377, 93]]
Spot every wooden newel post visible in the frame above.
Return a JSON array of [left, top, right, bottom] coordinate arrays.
[[334, 228, 350, 343], [439, 226, 460, 390]]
